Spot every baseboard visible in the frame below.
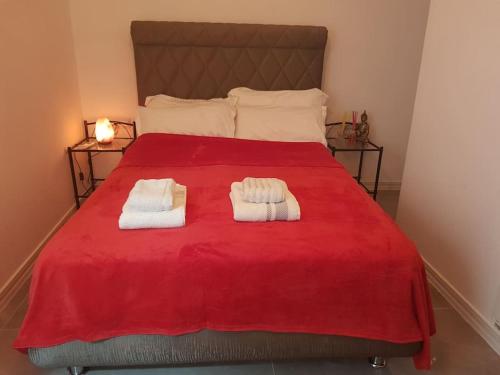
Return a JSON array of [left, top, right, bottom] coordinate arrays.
[[363, 180, 401, 191], [0, 204, 76, 315], [424, 258, 500, 355]]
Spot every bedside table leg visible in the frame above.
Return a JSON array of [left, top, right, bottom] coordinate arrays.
[[373, 147, 384, 201], [357, 150, 365, 184], [67, 147, 80, 209], [87, 152, 95, 192]]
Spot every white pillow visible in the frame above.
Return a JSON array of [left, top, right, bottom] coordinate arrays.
[[228, 87, 328, 108], [145, 94, 237, 108], [235, 106, 327, 146], [136, 101, 236, 138]]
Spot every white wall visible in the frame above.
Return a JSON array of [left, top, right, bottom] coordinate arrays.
[[68, 0, 430, 184], [0, 0, 82, 287], [398, 0, 500, 348]]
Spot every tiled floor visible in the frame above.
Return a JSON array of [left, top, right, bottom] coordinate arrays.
[[1, 191, 499, 374]]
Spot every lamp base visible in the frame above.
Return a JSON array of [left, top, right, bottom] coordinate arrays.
[[97, 140, 113, 145]]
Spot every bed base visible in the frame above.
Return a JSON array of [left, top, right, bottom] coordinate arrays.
[[30, 330, 418, 373]]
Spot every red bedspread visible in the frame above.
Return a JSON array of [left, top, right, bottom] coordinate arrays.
[[15, 134, 435, 369]]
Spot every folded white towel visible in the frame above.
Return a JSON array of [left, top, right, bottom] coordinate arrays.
[[242, 177, 287, 203], [230, 182, 300, 222], [123, 178, 176, 212], [119, 185, 186, 229]]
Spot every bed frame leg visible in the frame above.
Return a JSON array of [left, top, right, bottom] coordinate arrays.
[[369, 356, 387, 368], [67, 366, 85, 375]]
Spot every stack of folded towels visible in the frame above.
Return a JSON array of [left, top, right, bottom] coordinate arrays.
[[230, 177, 300, 222], [119, 178, 186, 229]]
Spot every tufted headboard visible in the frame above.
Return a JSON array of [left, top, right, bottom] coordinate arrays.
[[131, 21, 328, 105]]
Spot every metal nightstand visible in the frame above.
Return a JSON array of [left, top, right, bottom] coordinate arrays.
[[67, 120, 136, 209], [327, 136, 384, 200]]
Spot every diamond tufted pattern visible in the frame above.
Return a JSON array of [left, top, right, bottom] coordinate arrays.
[[131, 21, 327, 104]]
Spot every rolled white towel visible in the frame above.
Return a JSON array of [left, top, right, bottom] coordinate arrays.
[[119, 185, 186, 229], [230, 182, 300, 222], [123, 178, 176, 212], [242, 177, 287, 203]]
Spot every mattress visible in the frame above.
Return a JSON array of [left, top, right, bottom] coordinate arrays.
[[15, 134, 435, 369]]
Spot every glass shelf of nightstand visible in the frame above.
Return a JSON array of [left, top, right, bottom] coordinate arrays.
[[71, 138, 134, 152], [326, 137, 381, 152]]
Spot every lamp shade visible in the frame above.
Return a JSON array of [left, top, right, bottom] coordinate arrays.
[[95, 118, 114, 144]]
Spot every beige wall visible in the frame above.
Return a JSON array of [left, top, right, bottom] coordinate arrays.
[[0, 0, 82, 287], [68, 0, 430, 184], [398, 0, 500, 346]]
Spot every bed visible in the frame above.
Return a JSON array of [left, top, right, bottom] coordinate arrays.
[[15, 21, 435, 374]]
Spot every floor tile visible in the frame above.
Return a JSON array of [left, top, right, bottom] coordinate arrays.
[[0, 329, 52, 375], [429, 287, 451, 310], [3, 296, 28, 329], [388, 308, 500, 375], [273, 359, 395, 375], [376, 190, 400, 219], [0, 281, 30, 329], [431, 309, 499, 364]]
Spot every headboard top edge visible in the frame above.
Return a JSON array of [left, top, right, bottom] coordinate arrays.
[[131, 20, 327, 49]]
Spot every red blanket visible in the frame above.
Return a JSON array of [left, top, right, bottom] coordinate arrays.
[[15, 134, 435, 369]]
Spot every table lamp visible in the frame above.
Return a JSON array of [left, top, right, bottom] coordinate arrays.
[[95, 118, 114, 144]]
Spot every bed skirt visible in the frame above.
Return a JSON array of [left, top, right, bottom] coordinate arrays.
[[29, 330, 421, 369]]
